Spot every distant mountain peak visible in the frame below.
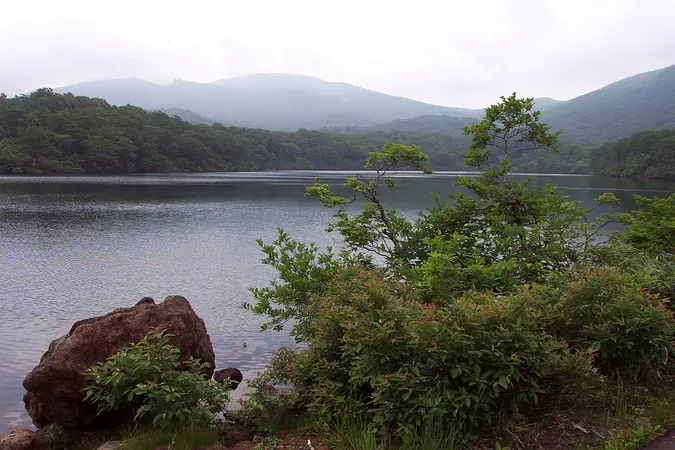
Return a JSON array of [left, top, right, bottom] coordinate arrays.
[[53, 62, 675, 138]]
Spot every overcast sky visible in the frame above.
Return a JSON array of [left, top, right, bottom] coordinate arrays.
[[2, 0, 675, 108]]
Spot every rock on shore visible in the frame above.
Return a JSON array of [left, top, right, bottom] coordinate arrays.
[[23, 296, 215, 429]]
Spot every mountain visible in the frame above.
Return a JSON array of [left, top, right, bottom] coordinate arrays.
[[534, 97, 563, 110], [158, 108, 214, 124], [51, 63, 675, 145], [55, 74, 483, 131], [342, 64, 675, 146], [0, 88, 470, 174], [372, 115, 477, 136], [589, 128, 675, 179], [543, 64, 675, 145]]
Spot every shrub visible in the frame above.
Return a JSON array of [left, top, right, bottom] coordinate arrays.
[[615, 194, 675, 255], [43, 424, 71, 450], [590, 242, 675, 303], [542, 266, 675, 379], [84, 329, 230, 428], [236, 371, 301, 435], [415, 233, 522, 303], [256, 269, 600, 436]]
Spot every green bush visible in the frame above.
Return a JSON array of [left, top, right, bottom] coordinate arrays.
[[543, 266, 675, 379], [236, 371, 301, 435], [416, 233, 522, 302], [257, 269, 600, 436], [589, 242, 675, 303], [84, 329, 230, 428], [243, 95, 675, 445], [616, 194, 675, 254]]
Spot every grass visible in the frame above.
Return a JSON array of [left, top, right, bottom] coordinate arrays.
[[329, 415, 463, 450], [603, 424, 663, 450], [465, 374, 675, 450], [120, 423, 219, 450], [306, 375, 675, 450], [330, 415, 384, 450], [230, 375, 675, 450], [400, 419, 463, 450]]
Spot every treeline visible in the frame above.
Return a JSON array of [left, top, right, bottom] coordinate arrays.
[[0, 89, 468, 174], [589, 128, 675, 179], [2, 89, 673, 178]]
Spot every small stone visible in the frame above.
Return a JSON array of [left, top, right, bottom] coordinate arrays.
[[213, 368, 243, 389], [0, 429, 37, 450]]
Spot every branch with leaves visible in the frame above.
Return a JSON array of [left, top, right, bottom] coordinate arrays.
[[306, 143, 432, 266]]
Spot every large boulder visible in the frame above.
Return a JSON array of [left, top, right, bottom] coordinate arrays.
[[23, 296, 215, 429]]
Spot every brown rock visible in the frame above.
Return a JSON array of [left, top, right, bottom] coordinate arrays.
[[0, 429, 36, 450], [23, 295, 215, 429], [135, 297, 155, 306], [214, 368, 243, 389]]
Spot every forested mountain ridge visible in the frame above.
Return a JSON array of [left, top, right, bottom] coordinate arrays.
[[55, 74, 483, 131], [352, 65, 675, 146], [2, 87, 674, 178], [0, 89, 470, 174], [544, 63, 675, 146], [589, 128, 675, 179], [52, 64, 675, 145], [158, 108, 214, 125]]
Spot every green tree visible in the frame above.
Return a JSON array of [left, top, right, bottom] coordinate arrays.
[[306, 143, 431, 267]]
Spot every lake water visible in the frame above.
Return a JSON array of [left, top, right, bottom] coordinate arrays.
[[1, 171, 674, 433]]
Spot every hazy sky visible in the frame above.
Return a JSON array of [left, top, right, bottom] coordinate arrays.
[[2, 0, 675, 108]]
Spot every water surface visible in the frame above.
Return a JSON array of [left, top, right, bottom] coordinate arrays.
[[1, 171, 673, 432]]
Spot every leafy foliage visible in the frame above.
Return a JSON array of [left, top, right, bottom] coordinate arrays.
[[540, 266, 675, 378], [84, 329, 229, 429], [461, 92, 560, 170], [590, 128, 675, 179], [613, 193, 675, 253], [243, 93, 675, 444], [306, 143, 431, 269], [0, 89, 476, 174], [253, 269, 600, 436], [243, 229, 347, 341]]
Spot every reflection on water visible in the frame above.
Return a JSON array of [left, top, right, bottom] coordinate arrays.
[[0, 171, 673, 432]]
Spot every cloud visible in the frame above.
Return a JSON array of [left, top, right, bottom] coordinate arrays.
[[1, 0, 674, 107]]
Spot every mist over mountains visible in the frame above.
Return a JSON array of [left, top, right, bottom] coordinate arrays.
[[55, 74, 483, 131], [54, 63, 675, 145]]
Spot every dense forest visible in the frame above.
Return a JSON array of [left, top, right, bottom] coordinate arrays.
[[589, 128, 675, 179], [1, 89, 673, 178], [0, 89, 468, 174]]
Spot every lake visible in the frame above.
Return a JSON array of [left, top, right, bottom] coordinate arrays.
[[1, 171, 674, 433]]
